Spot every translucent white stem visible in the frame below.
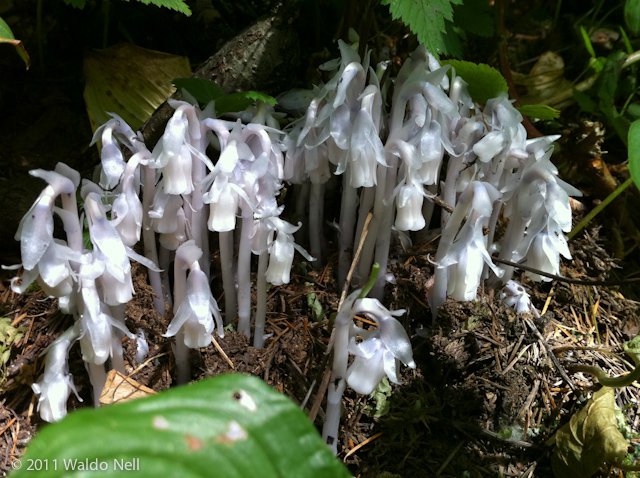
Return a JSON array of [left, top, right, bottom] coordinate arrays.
[[338, 169, 358, 286], [309, 182, 325, 265], [237, 215, 253, 338], [253, 251, 269, 348], [219, 230, 237, 323], [141, 165, 166, 313], [87, 362, 107, 407]]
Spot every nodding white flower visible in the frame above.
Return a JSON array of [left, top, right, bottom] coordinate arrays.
[[32, 324, 81, 422], [500, 162, 581, 282], [339, 84, 385, 188], [435, 182, 503, 302], [165, 241, 224, 347], [204, 178, 240, 232], [500, 280, 536, 314], [395, 182, 426, 231], [151, 107, 194, 195], [110, 153, 146, 247], [83, 192, 131, 285], [523, 229, 571, 281], [345, 298, 415, 395], [91, 113, 140, 190], [15, 166, 79, 271], [165, 268, 224, 347], [264, 218, 314, 285]]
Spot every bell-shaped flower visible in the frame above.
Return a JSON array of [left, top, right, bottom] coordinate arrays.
[[110, 153, 146, 246], [523, 229, 571, 281], [435, 182, 503, 302], [500, 280, 536, 314], [165, 268, 224, 348], [345, 298, 415, 395], [83, 191, 131, 285], [15, 167, 78, 271], [265, 218, 314, 285], [150, 107, 196, 195], [442, 216, 502, 301], [395, 182, 426, 231], [91, 114, 141, 190], [32, 324, 81, 422], [204, 178, 240, 232]]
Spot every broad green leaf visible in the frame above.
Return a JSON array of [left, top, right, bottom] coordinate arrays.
[[173, 77, 226, 105], [517, 104, 560, 120], [135, 0, 192, 16], [629, 119, 640, 190], [441, 60, 508, 104], [83, 43, 191, 131], [549, 387, 629, 478], [173, 79, 277, 113], [216, 91, 278, 115], [0, 16, 30, 69], [625, 0, 640, 36], [381, 0, 463, 57], [11, 374, 349, 478]]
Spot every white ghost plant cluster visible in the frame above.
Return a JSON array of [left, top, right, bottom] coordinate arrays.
[[8, 35, 582, 444]]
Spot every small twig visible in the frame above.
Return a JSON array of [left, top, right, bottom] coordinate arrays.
[[212, 336, 234, 369], [491, 256, 640, 286], [343, 432, 383, 460], [308, 368, 331, 422], [523, 317, 576, 392]]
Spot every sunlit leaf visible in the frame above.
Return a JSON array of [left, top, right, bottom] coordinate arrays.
[[549, 387, 629, 478], [441, 60, 508, 104], [83, 43, 191, 131], [12, 374, 350, 478], [380, 0, 463, 57], [517, 104, 561, 120]]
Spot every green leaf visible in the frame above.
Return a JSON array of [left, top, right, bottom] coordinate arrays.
[[441, 60, 508, 103], [625, 0, 640, 36], [549, 387, 629, 478], [0, 16, 14, 40], [216, 91, 277, 115], [629, 119, 640, 190], [84, 44, 191, 131], [173, 77, 226, 105], [134, 0, 192, 16], [173, 79, 277, 113], [12, 374, 349, 478], [0, 16, 30, 69], [517, 104, 560, 120], [381, 0, 463, 57], [307, 292, 324, 321]]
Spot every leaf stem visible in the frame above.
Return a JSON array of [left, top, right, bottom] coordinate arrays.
[[568, 177, 634, 240]]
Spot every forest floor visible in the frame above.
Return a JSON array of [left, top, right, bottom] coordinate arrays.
[[1, 224, 639, 477], [2, 1, 640, 477]]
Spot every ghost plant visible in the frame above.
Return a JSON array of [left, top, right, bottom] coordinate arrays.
[[323, 286, 415, 455], [7, 34, 583, 443]]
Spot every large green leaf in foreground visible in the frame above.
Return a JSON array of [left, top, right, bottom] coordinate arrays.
[[12, 374, 350, 478]]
